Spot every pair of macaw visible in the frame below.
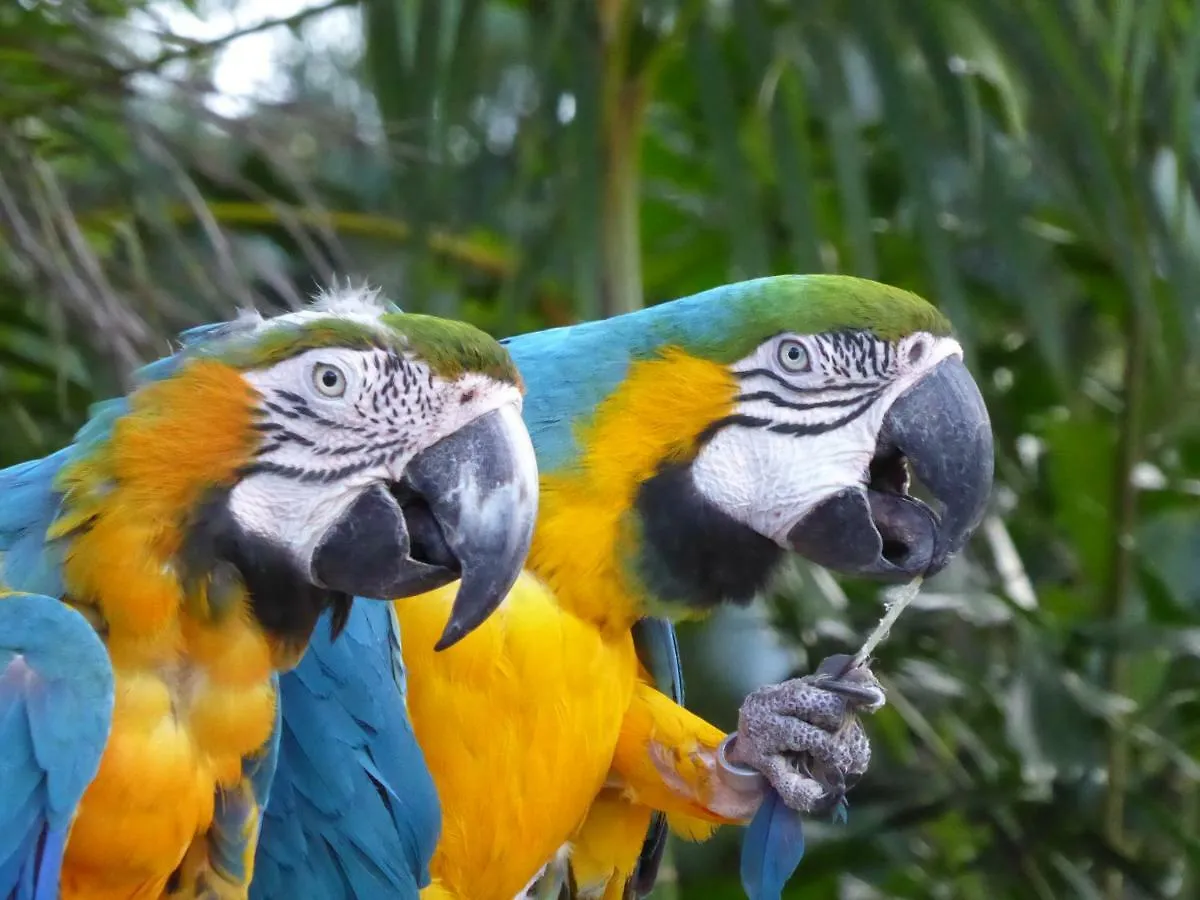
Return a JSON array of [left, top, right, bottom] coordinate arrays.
[[0, 274, 994, 900]]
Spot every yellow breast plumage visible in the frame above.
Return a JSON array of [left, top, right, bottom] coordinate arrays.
[[398, 573, 637, 900]]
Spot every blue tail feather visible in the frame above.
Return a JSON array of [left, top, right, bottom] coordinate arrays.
[[740, 791, 807, 900]]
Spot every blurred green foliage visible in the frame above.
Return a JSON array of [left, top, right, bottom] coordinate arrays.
[[3, 0, 1200, 897]]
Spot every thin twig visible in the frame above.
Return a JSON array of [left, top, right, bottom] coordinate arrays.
[[0, 141, 143, 378], [31, 157, 149, 351], [3, 0, 357, 120], [143, 108, 347, 284], [113, 0, 358, 81], [132, 129, 251, 309]]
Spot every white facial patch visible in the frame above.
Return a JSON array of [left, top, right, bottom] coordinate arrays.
[[227, 344, 522, 573], [690, 331, 961, 545]]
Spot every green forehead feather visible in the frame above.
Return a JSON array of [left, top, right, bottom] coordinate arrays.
[[659, 274, 953, 364], [193, 312, 518, 386], [212, 318, 395, 370], [383, 313, 521, 385], [770, 275, 952, 340]]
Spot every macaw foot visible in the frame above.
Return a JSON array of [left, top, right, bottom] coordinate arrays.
[[723, 653, 886, 815]]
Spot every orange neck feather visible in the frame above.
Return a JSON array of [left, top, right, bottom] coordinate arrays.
[[52, 360, 262, 665]]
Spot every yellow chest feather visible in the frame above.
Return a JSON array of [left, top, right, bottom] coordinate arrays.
[[397, 574, 638, 900], [60, 602, 277, 896]]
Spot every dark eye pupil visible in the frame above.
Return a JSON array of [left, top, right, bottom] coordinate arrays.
[[788, 347, 800, 359], [322, 371, 338, 386]]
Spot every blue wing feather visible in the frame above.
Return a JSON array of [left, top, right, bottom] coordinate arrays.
[[0, 440, 116, 900], [740, 790, 806, 900], [32, 828, 67, 900], [633, 617, 684, 708], [0, 593, 114, 900], [253, 601, 440, 900], [0, 452, 73, 598]]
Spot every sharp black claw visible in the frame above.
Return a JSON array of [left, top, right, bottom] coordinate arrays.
[[824, 766, 853, 814], [812, 771, 848, 817], [812, 675, 886, 708], [791, 753, 814, 780], [813, 652, 861, 679], [806, 653, 885, 711], [824, 765, 846, 797], [785, 753, 851, 816]]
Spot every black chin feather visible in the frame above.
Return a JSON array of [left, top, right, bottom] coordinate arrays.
[[327, 594, 353, 640], [632, 460, 783, 611], [180, 487, 353, 646]]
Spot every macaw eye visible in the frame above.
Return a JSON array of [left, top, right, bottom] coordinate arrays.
[[776, 339, 811, 373], [312, 363, 347, 398]]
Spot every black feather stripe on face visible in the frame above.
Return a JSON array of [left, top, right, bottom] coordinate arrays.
[[696, 330, 900, 448], [735, 367, 886, 395], [694, 395, 879, 448], [732, 388, 886, 413], [179, 486, 354, 648], [240, 350, 436, 486]]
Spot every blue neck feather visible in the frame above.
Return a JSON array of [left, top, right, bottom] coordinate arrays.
[[502, 277, 774, 473]]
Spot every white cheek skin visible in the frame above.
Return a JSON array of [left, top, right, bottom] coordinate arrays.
[[227, 474, 368, 575], [691, 416, 884, 544], [692, 335, 964, 545]]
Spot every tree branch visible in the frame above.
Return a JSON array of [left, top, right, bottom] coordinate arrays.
[[1101, 278, 1149, 900], [123, 0, 360, 79]]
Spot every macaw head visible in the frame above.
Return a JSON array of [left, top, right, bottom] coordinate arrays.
[[509, 274, 993, 618], [678, 278, 992, 585], [55, 287, 537, 654]]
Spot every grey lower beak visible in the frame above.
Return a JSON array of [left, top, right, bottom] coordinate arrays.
[[788, 356, 994, 579], [311, 404, 539, 648]]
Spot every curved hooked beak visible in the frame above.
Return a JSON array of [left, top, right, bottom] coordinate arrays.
[[788, 356, 994, 580], [311, 403, 539, 649]]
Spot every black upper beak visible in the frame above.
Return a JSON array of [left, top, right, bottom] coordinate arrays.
[[310, 404, 538, 649], [787, 355, 993, 580]]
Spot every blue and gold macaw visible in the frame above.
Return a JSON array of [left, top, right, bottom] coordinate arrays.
[[260, 274, 994, 900], [395, 275, 992, 900], [0, 288, 538, 900]]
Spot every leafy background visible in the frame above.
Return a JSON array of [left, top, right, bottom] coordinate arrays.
[[3, 0, 1199, 897]]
